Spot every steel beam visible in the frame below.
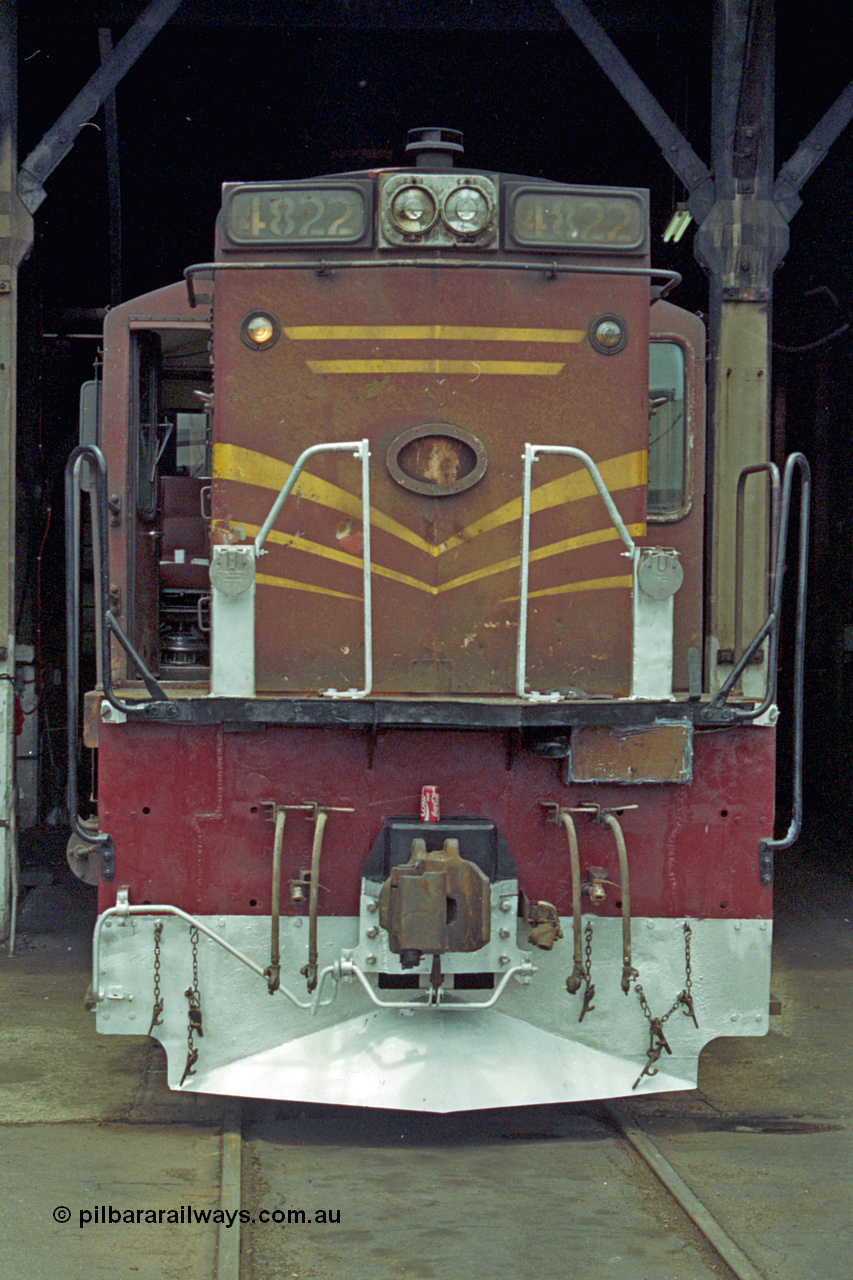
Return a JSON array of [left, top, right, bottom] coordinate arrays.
[[774, 79, 853, 222], [17, 0, 184, 214], [0, 2, 34, 940], [551, 0, 715, 221]]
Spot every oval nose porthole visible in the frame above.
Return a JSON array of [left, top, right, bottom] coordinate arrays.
[[386, 424, 488, 496]]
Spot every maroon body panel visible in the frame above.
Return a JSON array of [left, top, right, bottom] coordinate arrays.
[[211, 268, 650, 696], [97, 721, 775, 922]]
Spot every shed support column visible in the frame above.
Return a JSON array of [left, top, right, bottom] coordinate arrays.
[[695, 0, 787, 696], [0, 2, 34, 937]]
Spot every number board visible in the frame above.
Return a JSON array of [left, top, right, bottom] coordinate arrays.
[[508, 186, 646, 253], [224, 184, 371, 247]]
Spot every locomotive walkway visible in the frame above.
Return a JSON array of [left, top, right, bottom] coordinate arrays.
[[0, 836, 850, 1280]]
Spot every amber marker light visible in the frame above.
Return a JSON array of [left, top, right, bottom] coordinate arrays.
[[241, 312, 280, 349], [589, 314, 628, 355]]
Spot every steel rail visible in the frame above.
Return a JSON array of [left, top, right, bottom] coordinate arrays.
[[216, 1103, 243, 1280], [607, 1104, 769, 1280]]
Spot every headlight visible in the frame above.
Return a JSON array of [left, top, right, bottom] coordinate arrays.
[[390, 186, 437, 235], [442, 185, 490, 236]]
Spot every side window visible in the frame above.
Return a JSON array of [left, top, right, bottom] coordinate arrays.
[[133, 332, 162, 522], [648, 341, 687, 519]]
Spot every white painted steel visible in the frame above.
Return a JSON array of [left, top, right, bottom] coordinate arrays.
[[94, 910, 773, 1112], [209, 545, 256, 697], [632, 548, 683, 699], [632, 556, 675, 698]]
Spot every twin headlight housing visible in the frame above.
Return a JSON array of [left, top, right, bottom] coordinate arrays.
[[380, 173, 497, 249]]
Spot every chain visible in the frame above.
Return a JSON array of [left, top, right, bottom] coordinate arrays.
[[146, 921, 164, 1037], [632, 921, 698, 1089], [679, 921, 699, 1026], [180, 926, 204, 1086], [578, 921, 596, 1022]]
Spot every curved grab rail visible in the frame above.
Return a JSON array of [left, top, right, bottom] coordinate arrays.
[[66, 446, 173, 875], [701, 453, 810, 880], [255, 439, 373, 698], [707, 452, 810, 723], [516, 443, 636, 702], [92, 901, 335, 1012]]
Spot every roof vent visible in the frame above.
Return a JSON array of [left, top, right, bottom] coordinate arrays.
[[405, 127, 464, 169]]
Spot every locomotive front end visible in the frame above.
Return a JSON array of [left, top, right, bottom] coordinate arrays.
[[72, 130, 803, 1111]]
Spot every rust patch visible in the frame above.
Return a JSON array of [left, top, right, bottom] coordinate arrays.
[[569, 723, 693, 784]]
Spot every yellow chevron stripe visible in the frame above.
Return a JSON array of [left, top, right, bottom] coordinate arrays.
[[503, 574, 634, 603], [438, 522, 646, 593], [246, 524, 433, 595], [213, 444, 646, 561], [435, 450, 647, 553], [305, 359, 565, 376], [285, 325, 585, 343], [256, 573, 359, 601], [249, 520, 645, 598], [213, 443, 435, 555]]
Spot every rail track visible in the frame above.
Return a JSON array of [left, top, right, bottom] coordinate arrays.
[[209, 1099, 774, 1280]]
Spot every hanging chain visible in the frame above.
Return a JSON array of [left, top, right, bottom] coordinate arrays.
[[632, 921, 698, 1089], [180, 926, 204, 1086], [578, 920, 596, 1022], [678, 922, 699, 1027], [146, 921, 164, 1037]]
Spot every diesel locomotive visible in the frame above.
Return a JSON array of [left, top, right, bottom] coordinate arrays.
[[67, 128, 808, 1111]]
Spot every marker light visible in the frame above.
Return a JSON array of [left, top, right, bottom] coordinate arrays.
[[590, 315, 628, 355], [241, 312, 279, 349]]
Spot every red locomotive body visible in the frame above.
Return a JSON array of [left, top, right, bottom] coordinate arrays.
[[69, 131, 804, 1110]]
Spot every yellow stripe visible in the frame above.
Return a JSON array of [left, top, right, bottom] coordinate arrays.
[[246, 524, 434, 595], [256, 573, 359, 601], [503, 574, 634, 603], [213, 443, 435, 556], [438, 522, 646, 593], [306, 359, 564, 376], [285, 325, 585, 343], [214, 444, 646, 562], [435, 450, 647, 553], [250, 520, 645, 599]]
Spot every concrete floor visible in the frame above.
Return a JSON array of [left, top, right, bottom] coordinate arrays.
[[1, 838, 851, 1279]]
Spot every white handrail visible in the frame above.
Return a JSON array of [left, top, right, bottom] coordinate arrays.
[[517, 443, 636, 702], [254, 438, 373, 698]]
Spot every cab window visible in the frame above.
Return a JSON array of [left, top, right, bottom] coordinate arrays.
[[648, 341, 687, 519]]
